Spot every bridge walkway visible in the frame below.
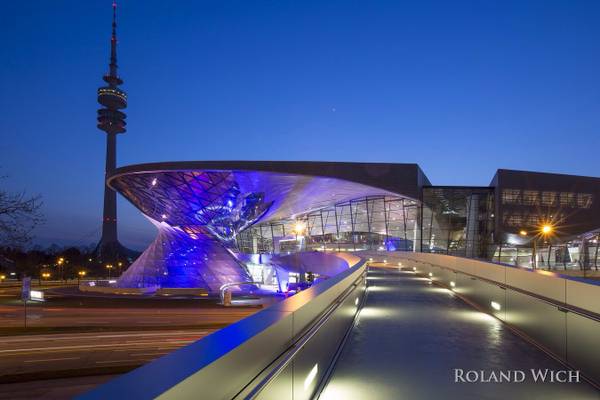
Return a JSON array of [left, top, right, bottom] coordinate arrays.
[[319, 267, 599, 399]]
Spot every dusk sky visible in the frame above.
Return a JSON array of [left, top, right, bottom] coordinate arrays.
[[1, 1, 599, 250]]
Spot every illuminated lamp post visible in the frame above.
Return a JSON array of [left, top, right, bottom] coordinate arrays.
[[539, 224, 553, 269], [520, 224, 553, 269], [57, 257, 67, 282], [78, 270, 86, 285], [293, 221, 306, 252], [106, 264, 113, 279]]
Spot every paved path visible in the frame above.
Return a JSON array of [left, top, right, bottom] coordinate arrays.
[[321, 267, 599, 399]]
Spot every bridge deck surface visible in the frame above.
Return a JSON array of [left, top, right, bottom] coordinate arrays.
[[320, 267, 598, 399]]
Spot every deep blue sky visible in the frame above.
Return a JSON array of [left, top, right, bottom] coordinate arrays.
[[1, 1, 599, 249]]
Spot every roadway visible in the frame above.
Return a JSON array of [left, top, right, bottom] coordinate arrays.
[[0, 303, 259, 329], [0, 284, 264, 331], [0, 329, 211, 399], [320, 267, 599, 399], [0, 285, 265, 398], [0, 329, 211, 379]]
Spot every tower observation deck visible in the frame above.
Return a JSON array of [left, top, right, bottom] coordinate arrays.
[[97, 1, 127, 134], [95, 1, 134, 261]]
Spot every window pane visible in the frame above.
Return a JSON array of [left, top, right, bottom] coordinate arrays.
[[559, 192, 576, 207], [522, 190, 539, 206], [502, 189, 521, 204], [540, 191, 557, 206], [577, 193, 593, 209]]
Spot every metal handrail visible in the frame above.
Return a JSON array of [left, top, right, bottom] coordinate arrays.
[[239, 270, 366, 400], [313, 268, 370, 399], [219, 281, 261, 304], [408, 258, 600, 323]]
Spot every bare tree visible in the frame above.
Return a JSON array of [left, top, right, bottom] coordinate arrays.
[[0, 181, 44, 247]]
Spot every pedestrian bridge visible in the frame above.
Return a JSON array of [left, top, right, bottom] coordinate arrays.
[[80, 253, 600, 399]]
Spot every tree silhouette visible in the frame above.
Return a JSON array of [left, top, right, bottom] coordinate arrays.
[[0, 177, 44, 247]]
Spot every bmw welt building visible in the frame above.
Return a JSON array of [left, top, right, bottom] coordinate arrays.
[[107, 161, 600, 292]]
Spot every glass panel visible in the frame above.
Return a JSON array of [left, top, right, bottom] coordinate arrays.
[[522, 190, 539, 206], [422, 187, 494, 258], [502, 189, 521, 204], [577, 193, 593, 209], [559, 192, 577, 207], [540, 191, 557, 206]]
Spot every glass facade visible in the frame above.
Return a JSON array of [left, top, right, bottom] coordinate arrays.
[[117, 221, 254, 291], [499, 188, 594, 233], [236, 187, 497, 260], [492, 233, 600, 272], [236, 186, 599, 273], [420, 187, 494, 258], [236, 196, 420, 254], [493, 182, 599, 271]]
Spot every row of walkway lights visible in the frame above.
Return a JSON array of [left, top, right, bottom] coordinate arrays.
[[423, 263, 503, 313]]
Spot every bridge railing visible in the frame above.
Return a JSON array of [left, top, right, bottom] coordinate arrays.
[[363, 251, 600, 387], [80, 258, 367, 400]]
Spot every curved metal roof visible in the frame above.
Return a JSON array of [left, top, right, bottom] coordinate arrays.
[[108, 160, 429, 199], [108, 162, 422, 240], [108, 167, 416, 241]]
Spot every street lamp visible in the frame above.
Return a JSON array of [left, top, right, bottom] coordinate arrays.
[[57, 257, 65, 282], [539, 224, 554, 269], [78, 270, 86, 284], [106, 264, 113, 279], [521, 224, 554, 269]]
